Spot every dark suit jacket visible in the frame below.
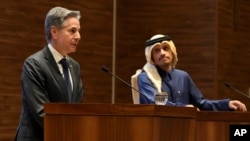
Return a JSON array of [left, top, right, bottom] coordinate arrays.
[[15, 46, 84, 141]]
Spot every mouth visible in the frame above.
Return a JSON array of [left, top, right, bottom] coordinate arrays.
[[72, 43, 78, 47], [159, 56, 168, 61]]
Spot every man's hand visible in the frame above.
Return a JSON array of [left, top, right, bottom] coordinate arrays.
[[185, 104, 200, 111], [229, 100, 247, 112]]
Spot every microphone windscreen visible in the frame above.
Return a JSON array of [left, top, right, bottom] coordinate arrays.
[[224, 82, 231, 88], [101, 66, 109, 72]]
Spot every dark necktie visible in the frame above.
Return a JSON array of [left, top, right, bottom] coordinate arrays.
[[60, 58, 72, 102]]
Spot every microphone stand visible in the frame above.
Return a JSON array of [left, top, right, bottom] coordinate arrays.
[[224, 82, 250, 99], [101, 66, 151, 104]]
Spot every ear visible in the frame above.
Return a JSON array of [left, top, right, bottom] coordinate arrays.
[[50, 26, 58, 39]]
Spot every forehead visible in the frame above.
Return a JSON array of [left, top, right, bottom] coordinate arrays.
[[62, 17, 80, 28], [152, 42, 170, 50]]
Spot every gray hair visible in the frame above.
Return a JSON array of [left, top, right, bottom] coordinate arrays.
[[44, 6, 81, 43]]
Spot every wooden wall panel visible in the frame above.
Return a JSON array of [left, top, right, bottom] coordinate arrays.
[[217, 0, 250, 108], [115, 0, 217, 103]]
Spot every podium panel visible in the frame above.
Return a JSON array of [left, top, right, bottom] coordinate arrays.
[[44, 103, 197, 141], [196, 111, 250, 141]]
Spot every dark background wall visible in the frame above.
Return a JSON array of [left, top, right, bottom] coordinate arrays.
[[0, 0, 250, 140]]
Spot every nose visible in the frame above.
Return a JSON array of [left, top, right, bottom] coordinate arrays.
[[160, 48, 165, 54], [75, 31, 81, 40]]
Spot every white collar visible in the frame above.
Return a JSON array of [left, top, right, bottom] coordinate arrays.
[[48, 43, 67, 63]]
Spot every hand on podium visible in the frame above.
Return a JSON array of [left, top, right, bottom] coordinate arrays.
[[185, 104, 200, 111], [229, 100, 247, 112]]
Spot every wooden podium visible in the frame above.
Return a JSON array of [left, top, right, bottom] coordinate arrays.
[[195, 111, 250, 141], [44, 103, 197, 141]]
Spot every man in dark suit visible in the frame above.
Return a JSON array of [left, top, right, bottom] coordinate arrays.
[[15, 6, 84, 141]]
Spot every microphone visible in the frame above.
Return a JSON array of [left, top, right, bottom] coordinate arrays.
[[224, 82, 250, 98], [101, 66, 150, 103]]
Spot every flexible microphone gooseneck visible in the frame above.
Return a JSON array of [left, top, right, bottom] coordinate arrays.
[[224, 82, 250, 98], [101, 66, 150, 103]]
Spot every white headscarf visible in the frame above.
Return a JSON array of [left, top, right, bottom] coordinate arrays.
[[143, 34, 178, 93]]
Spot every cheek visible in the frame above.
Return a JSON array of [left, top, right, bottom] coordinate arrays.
[[152, 53, 159, 62], [169, 52, 174, 58]]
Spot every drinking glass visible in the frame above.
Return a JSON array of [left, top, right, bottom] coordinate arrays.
[[154, 92, 168, 105]]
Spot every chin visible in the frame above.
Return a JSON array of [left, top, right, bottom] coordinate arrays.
[[70, 48, 77, 53]]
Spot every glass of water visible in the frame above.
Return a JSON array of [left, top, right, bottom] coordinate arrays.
[[154, 92, 168, 105]]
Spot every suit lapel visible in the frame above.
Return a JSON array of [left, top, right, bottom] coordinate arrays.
[[43, 46, 69, 102]]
